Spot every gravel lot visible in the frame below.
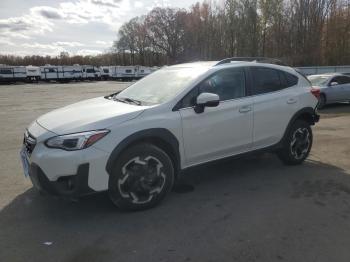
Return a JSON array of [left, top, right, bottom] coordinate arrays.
[[0, 81, 350, 262]]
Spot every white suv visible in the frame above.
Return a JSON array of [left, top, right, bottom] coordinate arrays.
[[21, 59, 320, 210]]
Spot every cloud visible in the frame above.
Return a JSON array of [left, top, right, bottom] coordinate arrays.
[[31, 6, 64, 20], [91, 0, 122, 8], [95, 40, 107, 45], [22, 42, 65, 51], [134, 1, 144, 8], [1, 0, 198, 57], [95, 40, 113, 46], [0, 0, 130, 41], [0, 18, 31, 32], [0, 38, 16, 46], [76, 49, 103, 56], [58, 0, 132, 27], [0, 7, 54, 40], [54, 41, 84, 47]]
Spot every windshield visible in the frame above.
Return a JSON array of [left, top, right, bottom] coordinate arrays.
[[307, 75, 329, 86], [115, 67, 208, 105]]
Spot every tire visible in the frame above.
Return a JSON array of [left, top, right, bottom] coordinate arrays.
[[318, 94, 326, 109], [108, 143, 174, 211], [277, 120, 313, 165]]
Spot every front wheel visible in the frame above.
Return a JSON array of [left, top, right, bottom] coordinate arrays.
[[277, 120, 313, 165], [108, 143, 174, 211]]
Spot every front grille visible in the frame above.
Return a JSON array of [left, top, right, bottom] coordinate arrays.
[[23, 130, 36, 154]]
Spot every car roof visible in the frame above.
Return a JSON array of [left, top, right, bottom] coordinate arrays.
[[167, 61, 294, 72], [308, 73, 343, 78], [168, 61, 219, 68]]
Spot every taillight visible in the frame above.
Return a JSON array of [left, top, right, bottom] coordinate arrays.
[[311, 87, 321, 99]]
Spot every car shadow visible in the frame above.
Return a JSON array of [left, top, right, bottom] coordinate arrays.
[[1, 154, 350, 262]]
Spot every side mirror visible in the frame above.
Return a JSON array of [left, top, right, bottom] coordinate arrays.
[[194, 92, 220, 113], [330, 82, 338, 86]]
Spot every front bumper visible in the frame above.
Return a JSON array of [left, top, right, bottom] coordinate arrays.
[[29, 163, 95, 197], [24, 121, 111, 195]]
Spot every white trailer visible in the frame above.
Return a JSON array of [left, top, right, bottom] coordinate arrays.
[[82, 65, 101, 80], [65, 65, 83, 80], [40, 65, 65, 81], [0, 65, 26, 83], [100, 66, 110, 80], [108, 66, 154, 81], [119, 66, 136, 80], [135, 66, 152, 79], [108, 66, 118, 79], [26, 65, 41, 82], [108, 66, 136, 81], [40, 65, 83, 82]]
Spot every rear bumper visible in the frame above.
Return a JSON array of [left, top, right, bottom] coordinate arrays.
[[29, 163, 95, 197], [313, 113, 320, 123], [313, 108, 320, 124]]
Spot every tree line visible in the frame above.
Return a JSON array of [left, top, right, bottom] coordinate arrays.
[[1, 0, 349, 67]]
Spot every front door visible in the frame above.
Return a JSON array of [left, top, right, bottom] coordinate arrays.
[[179, 67, 254, 167]]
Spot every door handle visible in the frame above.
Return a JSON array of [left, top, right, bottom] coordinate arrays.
[[287, 98, 297, 104], [239, 106, 252, 113]]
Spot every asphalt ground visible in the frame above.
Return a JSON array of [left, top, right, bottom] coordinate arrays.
[[0, 81, 350, 262]]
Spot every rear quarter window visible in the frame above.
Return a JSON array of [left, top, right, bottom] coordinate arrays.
[[283, 72, 299, 87], [251, 67, 282, 95]]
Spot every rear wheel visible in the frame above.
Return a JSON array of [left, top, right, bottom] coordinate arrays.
[[278, 120, 313, 165], [108, 143, 174, 211]]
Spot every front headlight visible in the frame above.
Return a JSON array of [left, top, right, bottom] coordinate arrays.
[[45, 130, 110, 151]]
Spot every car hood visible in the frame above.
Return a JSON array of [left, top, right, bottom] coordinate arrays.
[[36, 97, 147, 134]]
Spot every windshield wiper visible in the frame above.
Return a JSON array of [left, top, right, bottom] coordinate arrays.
[[113, 96, 142, 106]]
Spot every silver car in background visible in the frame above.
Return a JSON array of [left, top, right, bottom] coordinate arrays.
[[308, 73, 350, 108]]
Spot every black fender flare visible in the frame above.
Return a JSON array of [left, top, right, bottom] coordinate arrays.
[[105, 128, 181, 176], [278, 107, 319, 147]]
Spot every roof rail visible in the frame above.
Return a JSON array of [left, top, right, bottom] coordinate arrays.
[[215, 57, 287, 66]]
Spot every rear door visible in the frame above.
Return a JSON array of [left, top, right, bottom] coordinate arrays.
[[250, 67, 300, 149], [179, 67, 254, 167]]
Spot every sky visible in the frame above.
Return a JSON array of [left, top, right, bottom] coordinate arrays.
[[0, 0, 204, 57]]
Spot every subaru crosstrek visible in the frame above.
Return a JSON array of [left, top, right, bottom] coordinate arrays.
[[21, 59, 320, 210]]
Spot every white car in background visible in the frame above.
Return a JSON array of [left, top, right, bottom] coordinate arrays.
[[21, 58, 319, 211]]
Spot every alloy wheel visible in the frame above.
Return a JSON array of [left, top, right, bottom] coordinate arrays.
[[290, 127, 311, 160], [117, 156, 166, 204]]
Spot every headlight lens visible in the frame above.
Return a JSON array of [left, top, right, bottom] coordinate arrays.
[[45, 130, 110, 151]]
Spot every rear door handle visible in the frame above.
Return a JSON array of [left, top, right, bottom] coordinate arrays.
[[239, 106, 252, 113], [287, 98, 297, 104]]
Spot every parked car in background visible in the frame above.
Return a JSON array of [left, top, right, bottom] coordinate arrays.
[[21, 58, 319, 211], [308, 73, 350, 108]]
